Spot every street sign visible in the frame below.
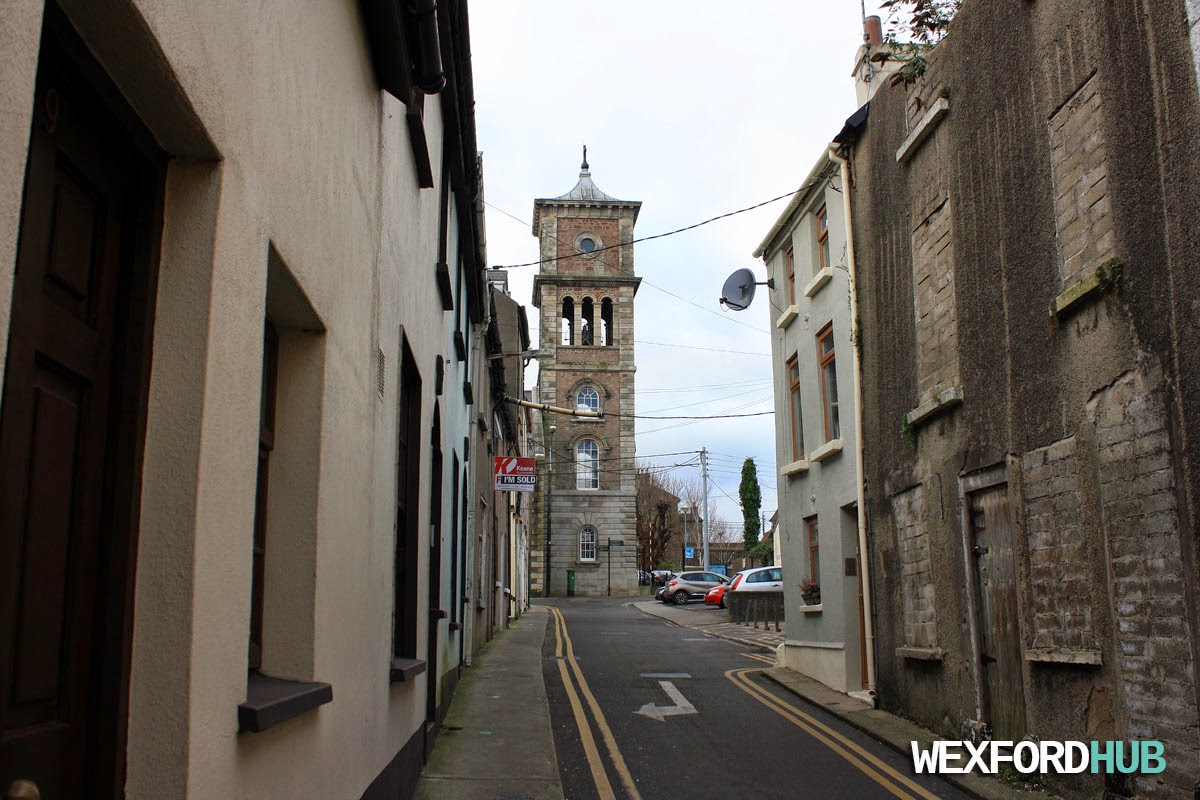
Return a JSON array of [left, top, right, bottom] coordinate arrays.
[[494, 456, 536, 492], [684, 547, 694, 559]]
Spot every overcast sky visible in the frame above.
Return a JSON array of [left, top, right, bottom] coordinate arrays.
[[470, 2, 891, 540]]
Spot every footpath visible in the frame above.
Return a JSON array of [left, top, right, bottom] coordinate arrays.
[[415, 599, 1048, 800]]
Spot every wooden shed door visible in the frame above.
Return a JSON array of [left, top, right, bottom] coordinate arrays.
[[0, 14, 162, 797], [967, 484, 1026, 740]]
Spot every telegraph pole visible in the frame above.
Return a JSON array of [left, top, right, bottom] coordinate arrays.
[[701, 447, 710, 570]]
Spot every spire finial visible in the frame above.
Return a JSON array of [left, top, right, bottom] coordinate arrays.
[[581, 144, 589, 171]]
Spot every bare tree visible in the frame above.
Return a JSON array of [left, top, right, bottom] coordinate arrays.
[[635, 466, 687, 571]]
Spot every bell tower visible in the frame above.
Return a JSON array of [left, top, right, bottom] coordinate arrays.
[[533, 151, 640, 596]]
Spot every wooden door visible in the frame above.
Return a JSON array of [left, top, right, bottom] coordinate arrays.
[[968, 484, 1027, 740], [0, 12, 162, 797]]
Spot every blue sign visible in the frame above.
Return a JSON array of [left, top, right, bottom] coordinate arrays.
[[685, 547, 695, 559]]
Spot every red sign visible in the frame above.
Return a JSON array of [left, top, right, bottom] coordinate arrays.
[[494, 456, 537, 492]]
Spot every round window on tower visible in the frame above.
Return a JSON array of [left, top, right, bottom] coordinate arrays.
[[574, 231, 602, 258]]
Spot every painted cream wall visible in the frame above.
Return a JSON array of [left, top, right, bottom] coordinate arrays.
[[0, 0, 455, 797], [763, 156, 864, 694]]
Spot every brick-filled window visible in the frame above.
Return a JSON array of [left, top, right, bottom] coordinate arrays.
[[806, 517, 820, 583], [787, 354, 804, 461], [579, 526, 597, 562], [785, 246, 796, 305], [816, 205, 829, 271], [817, 322, 840, 441], [576, 438, 599, 490]]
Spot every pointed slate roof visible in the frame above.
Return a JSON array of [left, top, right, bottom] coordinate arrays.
[[532, 149, 641, 237]]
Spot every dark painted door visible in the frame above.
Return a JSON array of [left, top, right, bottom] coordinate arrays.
[[0, 14, 162, 798], [968, 484, 1026, 740]]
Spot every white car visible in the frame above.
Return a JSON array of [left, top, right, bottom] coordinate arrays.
[[726, 565, 783, 593]]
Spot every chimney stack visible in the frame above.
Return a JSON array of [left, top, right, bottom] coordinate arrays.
[[864, 15, 883, 45]]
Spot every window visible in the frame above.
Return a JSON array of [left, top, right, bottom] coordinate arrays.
[[561, 297, 575, 345], [816, 205, 829, 272], [787, 354, 804, 460], [601, 298, 614, 346], [581, 297, 595, 345], [577, 386, 600, 414], [817, 323, 840, 441], [394, 339, 422, 664], [249, 321, 279, 671], [785, 246, 796, 305], [579, 526, 597, 561], [806, 517, 820, 584], [579, 237, 596, 253], [576, 438, 600, 489]]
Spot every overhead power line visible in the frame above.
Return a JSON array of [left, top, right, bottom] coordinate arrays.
[[488, 189, 800, 270]]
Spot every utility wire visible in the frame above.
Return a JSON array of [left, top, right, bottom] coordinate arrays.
[[488, 189, 800, 270]]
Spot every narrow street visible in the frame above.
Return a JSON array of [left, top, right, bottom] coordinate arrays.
[[541, 599, 974, 800]]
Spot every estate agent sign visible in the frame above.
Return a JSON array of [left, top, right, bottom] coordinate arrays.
[[494, 456, 536, 492]]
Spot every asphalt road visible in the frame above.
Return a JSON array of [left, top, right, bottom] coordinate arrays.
[[541, 597, 976, 800]]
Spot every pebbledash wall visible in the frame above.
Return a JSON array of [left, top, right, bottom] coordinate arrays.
[[532, 161, 641, 597], [849, 0, 1200, 797]]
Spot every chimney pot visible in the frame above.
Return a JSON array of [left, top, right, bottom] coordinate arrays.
[[865, 15, 883, 45]]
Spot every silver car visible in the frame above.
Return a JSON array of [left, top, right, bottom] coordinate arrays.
[[662, 570, 729, 605]]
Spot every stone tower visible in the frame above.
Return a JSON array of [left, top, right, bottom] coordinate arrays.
[[533, 152, 640, 596]]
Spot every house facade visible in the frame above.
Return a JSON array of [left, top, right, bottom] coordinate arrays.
[[0, 1, 507, 798], [757, 151, 869, 695], [532, 156, 641, 596], [847, 1, 1200, 796]]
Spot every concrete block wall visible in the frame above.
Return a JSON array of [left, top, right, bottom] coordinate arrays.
[[1021, 436, 1096, 650], [893, 484, 937, 648], [1049, 74, 1115, 288]]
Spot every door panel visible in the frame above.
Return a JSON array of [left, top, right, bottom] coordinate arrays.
[[968, 484, 1026, 740], [1, 13, 162, 796]]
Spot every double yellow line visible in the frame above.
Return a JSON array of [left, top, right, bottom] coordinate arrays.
[[726, 668, 943, 800], [548, 606, 642, 800]]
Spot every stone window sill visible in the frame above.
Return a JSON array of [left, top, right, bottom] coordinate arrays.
[[803, 267, 834, 298], [896, 646, 944, 661], [808, 438, 843, 463], [800, 604, 823, 614], [904, 386, 963, 429], [239, 672, 333, 733], [1025, 647, 1102, 666], [776, 304, 800, 329], [896, 97, 949, 163], [1052, 267, 1105, 316], [780, 459, 809, 477], [390, 657, 428, 683]]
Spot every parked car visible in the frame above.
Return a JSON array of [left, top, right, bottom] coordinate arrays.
[[704, 581, 729, 608], [650, 569, 675, 587], [662, 571, 728, 605], [725, 565, 783, 593]]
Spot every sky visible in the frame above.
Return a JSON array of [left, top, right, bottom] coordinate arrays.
[[469, 1, 892, 538]]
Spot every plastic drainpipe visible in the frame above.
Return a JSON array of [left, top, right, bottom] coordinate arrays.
[[827, 143, 877, 698]]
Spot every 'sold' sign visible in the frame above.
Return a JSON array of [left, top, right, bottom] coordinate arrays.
[[494, 456, 536, 492]]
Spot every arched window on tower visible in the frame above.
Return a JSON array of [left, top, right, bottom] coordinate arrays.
[[577, 386, 600, 414], [581, 297, 595, 346], [561, 297, 575, 345], [601, 298, 614, 346], [576, 439, 599, 490]]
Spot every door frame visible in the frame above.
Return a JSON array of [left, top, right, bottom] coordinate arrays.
[[957, 462, 1023, 734]]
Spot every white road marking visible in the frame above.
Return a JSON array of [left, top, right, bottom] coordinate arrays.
[[635, 681, 699, 722], [639, 673, 691, 679]]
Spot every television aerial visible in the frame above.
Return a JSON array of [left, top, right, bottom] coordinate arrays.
[[719, 268, 773, 311]]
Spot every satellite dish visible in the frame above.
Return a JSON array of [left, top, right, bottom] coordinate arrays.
[[720, 268, 771, 311]]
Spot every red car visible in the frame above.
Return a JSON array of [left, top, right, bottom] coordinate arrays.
[[705, 581, 729, 608]]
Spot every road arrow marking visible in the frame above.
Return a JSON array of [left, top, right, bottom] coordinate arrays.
[[635, 681, 698, 722]]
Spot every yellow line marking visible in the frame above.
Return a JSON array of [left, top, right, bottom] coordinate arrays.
[[726, 668, 942, 800], [550, 607, 643, 800], [552, 609, 616, 800]]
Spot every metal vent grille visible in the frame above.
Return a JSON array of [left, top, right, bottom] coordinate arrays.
[[377, 348, 386, 398]]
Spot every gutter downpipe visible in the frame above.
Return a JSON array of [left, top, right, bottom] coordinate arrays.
[[827, 143, 877, 698]]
